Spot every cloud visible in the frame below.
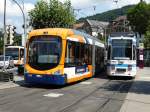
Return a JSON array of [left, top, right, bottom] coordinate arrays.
[[0, 21, 3, 28], [63, 0, 150, 18], [6, 18, 13, 25], [0, 0, 150, 33], [24, 3, 35, 13], [59, 0, 98, 9], [0, 0, 34, 17], [60, 0, 150, 11], [0, 0, 34, 33]]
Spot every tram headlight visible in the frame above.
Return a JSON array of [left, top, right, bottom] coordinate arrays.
[[128, 65, 132, 71], [24, 68, 29, 73], [111, 65, 115, 71], [54, 70, 61, 75]]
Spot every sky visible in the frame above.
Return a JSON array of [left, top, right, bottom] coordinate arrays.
[[0, 0, 150, 34]]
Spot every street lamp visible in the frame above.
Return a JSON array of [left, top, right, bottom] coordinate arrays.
[[19, 0, 24, 10], [3, 0, 26, 71], [12, 0, 26, 37], [3, 0, 7, 71], [12, 0, 27, 75]]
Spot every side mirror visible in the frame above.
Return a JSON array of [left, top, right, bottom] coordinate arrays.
[[25, 40, 28, 48], [68, 42, 72, 49]]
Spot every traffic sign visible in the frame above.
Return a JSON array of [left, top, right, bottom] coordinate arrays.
[[139, 43, 144, 49]]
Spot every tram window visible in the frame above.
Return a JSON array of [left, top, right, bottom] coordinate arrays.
[[65, 41, 92, 66], [75, 42, 80, 64], [85, 44, 92, 65], [20, 49, 24, 58], [81, 44, 85, 64], [88, 45, 92, 64], [133, 45, 136, 60], [95, 46, 98, 65], [99, 48, 102, 64], [108, 45, 111, 60], [98, 48, 101, 65], [65, 41, 76, 66], [75, 43, 85, 65], [95, 47, 102, 65], [84, 44, 90, 64]]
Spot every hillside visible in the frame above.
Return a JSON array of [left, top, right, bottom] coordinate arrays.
[[0, 32, 2, 37], [77, 5, 135, 22]]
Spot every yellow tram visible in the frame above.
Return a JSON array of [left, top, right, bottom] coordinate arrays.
[[24, 28, 105, 85]]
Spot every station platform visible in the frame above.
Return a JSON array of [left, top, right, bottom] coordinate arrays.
[[120, 67, 150, 112]]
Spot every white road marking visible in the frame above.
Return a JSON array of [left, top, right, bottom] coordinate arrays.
[[80, 81, 92, 85], [43, 93, 64, 98]]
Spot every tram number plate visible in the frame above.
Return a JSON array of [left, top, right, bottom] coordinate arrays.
[[36, 75, 42, 78], [117, 69, 126, 73]]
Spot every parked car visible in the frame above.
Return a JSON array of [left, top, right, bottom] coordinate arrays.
[[0, 55, 14, 69]]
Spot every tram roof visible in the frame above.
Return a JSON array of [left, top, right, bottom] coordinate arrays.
[[109, 32, 136, 38], [28, 28, 104, 46], [28, 28, 73, 39]]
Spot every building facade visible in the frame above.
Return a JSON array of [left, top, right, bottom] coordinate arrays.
[[73, 19, 109, 39]]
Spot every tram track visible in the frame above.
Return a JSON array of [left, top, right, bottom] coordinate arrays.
[[0, 77, 133, 112], [58, 80, 112, 112], [58, 79, 133, 112], [95, 80, 132, 112]]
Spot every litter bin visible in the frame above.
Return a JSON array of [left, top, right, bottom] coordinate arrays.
[[18, 65, 24, 75]]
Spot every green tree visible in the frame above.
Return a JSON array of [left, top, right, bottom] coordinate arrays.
[[127, 2, 150, 35], [29, 0, 75, 29], [144, 23, 150, 48], [0, 30, 3, 55], [0, 41, 3, 55], [0, 40, 3, 55], [13, 34, 22, 46]]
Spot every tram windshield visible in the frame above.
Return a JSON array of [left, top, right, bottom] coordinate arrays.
[[28, 36, 62, 70], [6, 48, 19, 60], [111, 39, 132, 60]]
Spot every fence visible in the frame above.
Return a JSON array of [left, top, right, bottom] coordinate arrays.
[[144, 49, 150, 67]]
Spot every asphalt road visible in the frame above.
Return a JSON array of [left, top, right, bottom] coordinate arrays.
[[0, 74, 133, 112]]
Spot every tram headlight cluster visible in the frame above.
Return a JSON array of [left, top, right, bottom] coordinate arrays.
[[24, 68, 29, 73], [111, 65, 115, 71], [128, 65, 132, 71], [54, 70, 61, 75]]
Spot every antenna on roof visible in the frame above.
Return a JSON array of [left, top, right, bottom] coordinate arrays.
[[93, 5, 96, 15], [93, 5, 96, 11], [113, 0, 120, 8], [140, 0, 143, 2], [113, 0, 118, 4], [73, 8, 81, 13]]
